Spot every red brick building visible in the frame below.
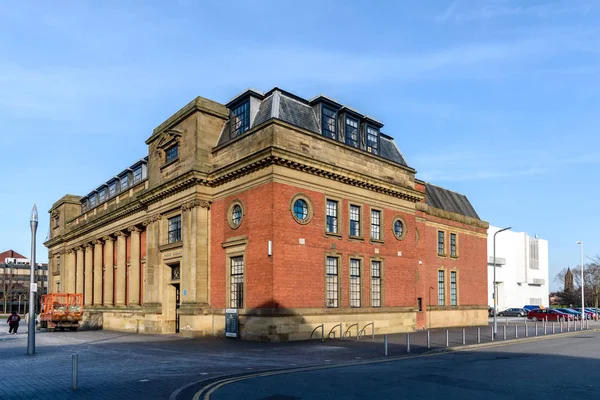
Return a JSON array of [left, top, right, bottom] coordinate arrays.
[[46, 88, 488, 340]]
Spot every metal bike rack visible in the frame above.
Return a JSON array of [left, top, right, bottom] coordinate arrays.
[[327, 323, 343, 340], [357, 322, 375, 340], [343, 323, 359, 339], [309, 324, 325, 343]]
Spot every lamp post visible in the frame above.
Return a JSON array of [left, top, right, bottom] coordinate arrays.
[[493, 226, 511, 336], [576, 241, 584, 323], [27, 204, 38, 356]]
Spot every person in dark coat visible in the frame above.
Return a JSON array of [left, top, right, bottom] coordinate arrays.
[[7, 311, 20, 334]]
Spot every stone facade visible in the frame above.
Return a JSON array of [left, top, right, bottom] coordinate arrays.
[[45, 88, 489, 341]]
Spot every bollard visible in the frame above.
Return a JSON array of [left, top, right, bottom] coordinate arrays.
[[503, 325, 506, 340], [427, 330, 431, 349], [446, 330, 449, 347], [406, 333, 411, 353], [552, 321, 555, 334], [462, 328, 466, 345], [587, 319, 589, 330], [491, 326, 494, 342], [384, 334, 388, 356], [477, 327, 480, 343], [515, 324, 518, 338], [568, 319, 570, 332], [340, 324, 343, 341], [72, 354, 78, 390], [560, 320, 563, 333], [535, 322, 538, 336], [544, 321, 547, 335], [525, 322, 529, 337], [372, 321, 375, 339]]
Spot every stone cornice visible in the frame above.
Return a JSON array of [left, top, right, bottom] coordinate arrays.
[[138, 172, 209, 206], [417, 202, 489, 230], [181, 199, 210, 211]]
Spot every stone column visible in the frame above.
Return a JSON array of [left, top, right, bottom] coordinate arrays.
[[93, 240, 103, 306], [115, 231, 127, 306], [103, 236, 115, 306], [66, 249, 76, 294], [84, 244, 94, 305], [128, 227, 141, 306], [76, 247, 84, 294]]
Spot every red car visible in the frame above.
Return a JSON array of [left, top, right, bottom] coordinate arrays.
[[528, 308, 573, 322]]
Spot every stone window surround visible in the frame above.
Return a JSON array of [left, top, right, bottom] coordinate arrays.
[[438, 268, 446, 306], [223, 236, 248, 309], [450, 269, 459, 306], [348, 203, 363, 241], [369, 206, 384, 244], [324, 195, 343, 238], [450, 232, 459, 259], [324, 251, 342, 308], [392, 215, 407, 241], [289, 193, 314, 225], [163, 209, 182, 245], [348, 254, 365, 308], [227, 199, 246, 230], [437, 230, 447, 258], [370, 256, 384, 308]]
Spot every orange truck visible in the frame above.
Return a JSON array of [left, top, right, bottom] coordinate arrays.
[[39, 293, 83, 332]]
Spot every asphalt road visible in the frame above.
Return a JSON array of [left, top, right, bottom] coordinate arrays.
[[206, 330, 600, 400]]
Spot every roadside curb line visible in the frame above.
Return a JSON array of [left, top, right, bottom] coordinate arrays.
[[173, 328, 600, 400]]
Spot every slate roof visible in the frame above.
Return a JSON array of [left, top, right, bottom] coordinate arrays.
[[426, 184, 480, 220], [216, 88, 410, 168]]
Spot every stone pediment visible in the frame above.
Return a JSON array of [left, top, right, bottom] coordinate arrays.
[[156, 129, 182, 150]]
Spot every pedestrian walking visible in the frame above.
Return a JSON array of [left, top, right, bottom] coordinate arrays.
[[7, 311, 21, 334]]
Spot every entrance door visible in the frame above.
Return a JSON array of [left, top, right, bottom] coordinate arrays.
[[174, 284, 180, 333]]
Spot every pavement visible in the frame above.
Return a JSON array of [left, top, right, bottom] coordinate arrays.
[[0, 318, 597, 399]]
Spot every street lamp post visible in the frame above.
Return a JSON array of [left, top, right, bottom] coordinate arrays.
[[493, 226, 512, 336], [27, 204, 38, 356], [577, 241, 584, 323]]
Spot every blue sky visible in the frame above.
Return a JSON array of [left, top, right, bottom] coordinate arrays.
[[1, 0, 598, 290]]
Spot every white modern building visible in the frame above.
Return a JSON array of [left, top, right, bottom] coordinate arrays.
[[487, 226, 549, 311]]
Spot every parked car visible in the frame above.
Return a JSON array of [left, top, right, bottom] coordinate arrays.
[[497, 308, 527, 317], [573, 308, 596, 320], [523, 305, 542, 312], [557, 308, 584, 320], [528, 308, 573, 322]]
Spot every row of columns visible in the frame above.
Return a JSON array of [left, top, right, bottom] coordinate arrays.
[[65, 226, 143, 307]]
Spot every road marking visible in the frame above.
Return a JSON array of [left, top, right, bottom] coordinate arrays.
[[177, 328, 600, 400]]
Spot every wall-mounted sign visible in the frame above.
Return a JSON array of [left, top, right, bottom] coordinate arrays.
[[225, 308, 238, 338]]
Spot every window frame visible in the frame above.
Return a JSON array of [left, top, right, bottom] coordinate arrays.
[[226, 199, 245, 230], [344, 116, 359, 148], [230, 100, 250, 139], [321, 105, 337, 140], [325, 255, 340, 308], [165, 143, 179, 164], [450, 270, 458, 306], [120, 173, 129, 191], [229, 255, 245, 309], [437, 230, 446, 257], [167, 215, 182, 244], [438, 270, 446, 306], [366, 125, 380, 155], [370, 259, 382, 308], [349, 258, 362, 308], [392, 216, 407, 241], [133, 166, 143, 185], [108, 181, 117, 198], [450, 232, 458, 258], [349, 204, 362, 239], [98, 187, 106, 203], [289, 193, 314, 225], [370, 207, 384, 243], [325, 197, 342, 237]]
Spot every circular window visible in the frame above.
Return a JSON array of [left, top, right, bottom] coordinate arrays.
[[392, 217, 407, 240], [289, 194, 313, 224], [227, 200, 244, 230]]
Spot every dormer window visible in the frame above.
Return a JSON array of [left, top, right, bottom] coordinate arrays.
[[345, 117, 359, 148], [230, 100, 250, 138], [321, 106, 337, 139], [121, 174, 129, 190], [366, 126, 379, 155], [109, 181, 117, 197], [98, 188, 106, 202], [89, 195, 97, 208], [166, 144, 179, 163], [133, 166, 143, 184]]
